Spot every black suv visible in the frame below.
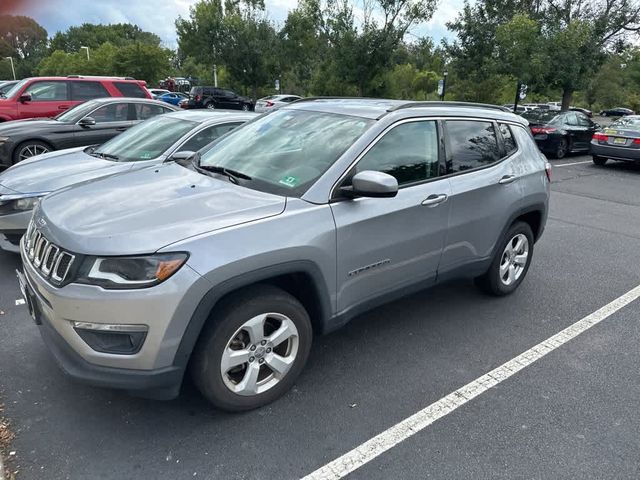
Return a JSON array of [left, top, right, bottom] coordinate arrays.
[[186, 87, 253, 111]]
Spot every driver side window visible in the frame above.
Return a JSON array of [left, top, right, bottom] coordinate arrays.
[[355, 120, 440, 186]]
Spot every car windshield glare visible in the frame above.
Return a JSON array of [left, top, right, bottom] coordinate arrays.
[[2, 78, 28, 99], [198, 109, 373, 196], [55, 101, 100, 123], [93, 116, 197, 162], [612, 117, 640, 129]]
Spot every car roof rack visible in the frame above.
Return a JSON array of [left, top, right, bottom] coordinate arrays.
[[387, 101, 510, 113], [66, 75, 138, 80]]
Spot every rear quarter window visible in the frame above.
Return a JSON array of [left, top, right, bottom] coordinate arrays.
[[498, 123, 517, 156], [114, 82, 147, 98]]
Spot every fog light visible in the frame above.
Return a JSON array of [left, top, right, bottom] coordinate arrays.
[[73, 322, 148, 355]]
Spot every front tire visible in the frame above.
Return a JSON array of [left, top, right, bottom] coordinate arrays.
[[475, 221, 534, 296], [191, 285, 313, 411], [205, 102, 215, 110], [593, 155, 608, 166], [12, 140, 52, 164]]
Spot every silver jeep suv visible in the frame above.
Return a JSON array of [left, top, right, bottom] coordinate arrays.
[[18, 99, 551, 411]]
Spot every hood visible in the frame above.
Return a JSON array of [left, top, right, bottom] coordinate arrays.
[[36, 162, 286, 255], [0, 147, 132, 194], [0, 118, 62, 135]]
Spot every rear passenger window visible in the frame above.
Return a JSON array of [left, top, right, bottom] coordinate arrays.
[[114, 82, 147, 98], [356, 120, 440, 186], [445, 120, 501, 173], [498, 123, 517, 156], [71, 81, 109, 100], [135, 104, 166, 120]]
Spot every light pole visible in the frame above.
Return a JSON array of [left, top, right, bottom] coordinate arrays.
[[80, 46, 90, 61], [441, 69, 448, 101], [213, 64, 218, 87], [4, 57, 16, 80]]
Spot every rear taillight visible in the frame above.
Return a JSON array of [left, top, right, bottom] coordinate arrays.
[[531, 126, 557, 134], [545, 162, 552, 182], [593, 132, 608, 141], [265, 101, 274, 107], [195, 95, 201, 102], [633, 138, 640, 144]]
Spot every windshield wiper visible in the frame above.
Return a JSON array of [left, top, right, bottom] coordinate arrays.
[[195, 163, 251, 183], [91, 151, 120, 161]]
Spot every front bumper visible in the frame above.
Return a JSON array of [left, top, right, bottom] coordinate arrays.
[[20, 240, 207, 397], [591, 142, 640, 162]]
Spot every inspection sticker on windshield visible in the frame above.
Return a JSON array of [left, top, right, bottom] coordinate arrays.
[[279, 176, 298, 188], [140, 152, 153, 159]]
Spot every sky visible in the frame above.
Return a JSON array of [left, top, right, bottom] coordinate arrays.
[[5, 0, 462, 48]]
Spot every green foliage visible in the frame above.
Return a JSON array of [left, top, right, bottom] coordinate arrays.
[[49, 23, 161, 52], [0, 15, 48, 78]]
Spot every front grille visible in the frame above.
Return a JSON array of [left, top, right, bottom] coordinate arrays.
[[24, 221, 75, 285]]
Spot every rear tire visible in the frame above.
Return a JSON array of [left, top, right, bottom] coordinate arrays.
[[592, 156, 608, 166], [191, 285, 313, 412], [205, 102, 215, 110], [475, 221, 534, 296], [553, 138, 568, 159]]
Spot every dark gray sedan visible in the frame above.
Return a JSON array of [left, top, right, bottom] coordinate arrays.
[[0, 97, 178, 166], [592, 116, 640, 166]]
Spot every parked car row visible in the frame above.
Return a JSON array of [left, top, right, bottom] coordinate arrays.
[[4, 99, 551, 412]]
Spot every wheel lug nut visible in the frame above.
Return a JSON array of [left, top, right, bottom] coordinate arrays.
[[250, 345, 256, 351], [249, 356, 255, 362], [266, 348, 271, 353], [261, 340, 267, 346], [258, 358, 264, 364]]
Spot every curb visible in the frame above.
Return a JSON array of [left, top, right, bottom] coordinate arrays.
[[0, 455, 5, 480]]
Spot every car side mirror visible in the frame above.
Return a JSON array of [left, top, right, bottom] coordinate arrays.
[[19, 93, 31, 103], [341, 171, 398, 198], [78, 117, 96, 127], [168, 150, 197, 162]]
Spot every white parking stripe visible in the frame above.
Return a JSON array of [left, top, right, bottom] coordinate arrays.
[[301, 284, 640, 480], [554, 160, 591, 167]]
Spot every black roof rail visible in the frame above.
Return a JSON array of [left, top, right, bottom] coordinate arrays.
[[291, 96, 385, 103], [387, 101, 511, 113]]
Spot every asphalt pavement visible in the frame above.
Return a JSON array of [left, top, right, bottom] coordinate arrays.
[[1, 155, 640, 479]]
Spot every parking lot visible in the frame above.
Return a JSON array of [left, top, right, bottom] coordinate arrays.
[[1, 155, 639, 479]]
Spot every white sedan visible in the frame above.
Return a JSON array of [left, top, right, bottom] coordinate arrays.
[[255, 94, 302, 113]]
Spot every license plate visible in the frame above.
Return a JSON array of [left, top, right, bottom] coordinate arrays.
[[16, 270, 41, 325], [614, 137, 627, 145]]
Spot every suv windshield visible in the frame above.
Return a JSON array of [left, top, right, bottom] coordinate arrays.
[[93, 115, 197, 162], [198, 109, 373, 196], [1, 78, 28, 99]]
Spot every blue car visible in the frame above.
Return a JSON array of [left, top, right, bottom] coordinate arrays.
[[158, 92, 189, 106]]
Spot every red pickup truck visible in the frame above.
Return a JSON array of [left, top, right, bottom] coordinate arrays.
[[0, 76, 151, 122]]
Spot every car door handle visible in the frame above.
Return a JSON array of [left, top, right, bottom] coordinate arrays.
[[58, 106, 69, 110], [421, 194, 448, 206], [498, 175, 518, 185], [116, 127, 127, 131]]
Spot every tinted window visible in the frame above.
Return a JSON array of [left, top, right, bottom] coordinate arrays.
[[445, 120, 501, 173], [565, 112, 580, 126], [575, 113, 591, 127], [180, 123, 243, 152], [190, 87, 203, 95], [356, 121, 440, 185], [498, 123, 517, 155], [114, 82, 146, 98], [71, 81, 109, 100], [24, 81, 68, 101], [135, 103, 166, 120], [90, 103, 129, 123]]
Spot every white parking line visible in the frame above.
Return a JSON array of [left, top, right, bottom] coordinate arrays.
[[301, 284, 640, 480], [554, 160, 591, 167]]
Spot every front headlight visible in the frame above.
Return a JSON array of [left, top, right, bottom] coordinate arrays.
[[13, 196, 41, 211], [77, 253, 188, 289]]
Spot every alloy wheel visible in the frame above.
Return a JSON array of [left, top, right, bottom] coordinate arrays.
[[19, 144, 50, 162], [499, 233, 529, 286], [220, 312, 299, 396]]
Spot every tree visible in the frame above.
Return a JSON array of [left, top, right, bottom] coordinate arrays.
[[0, 15, 48, 78], [113, 42, 172, 83], [49, 23, 161, 52]]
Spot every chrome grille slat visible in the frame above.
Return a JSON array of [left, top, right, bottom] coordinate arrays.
[[23, 220, 75, 285]]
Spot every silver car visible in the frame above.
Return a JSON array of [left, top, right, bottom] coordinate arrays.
[[0, 110, 255, 252], [591, 115, 640, 165], [254, 94, 302, 113], [18, 99, 550, 411]]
